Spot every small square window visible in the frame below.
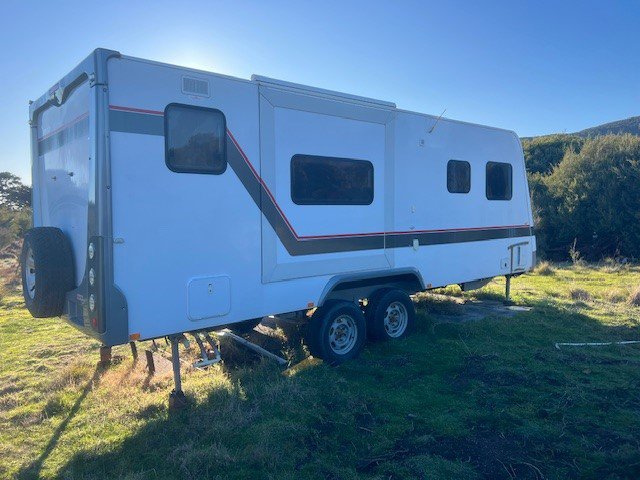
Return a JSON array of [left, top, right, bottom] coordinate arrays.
[[165, 104, 226, 174], [447, 160, 471, 193], [486, 162, 512, 200]]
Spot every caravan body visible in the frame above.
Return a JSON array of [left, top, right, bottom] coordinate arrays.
[[27, 49, 535, 349]]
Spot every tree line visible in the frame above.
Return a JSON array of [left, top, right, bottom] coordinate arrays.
[[0, 172, 31, 250]]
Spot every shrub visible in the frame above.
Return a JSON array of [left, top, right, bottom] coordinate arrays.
[[569, 239, 583, 265], [0, 206, 31, 251]]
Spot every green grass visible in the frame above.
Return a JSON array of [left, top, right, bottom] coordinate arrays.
[[2, 264, 640, 479]]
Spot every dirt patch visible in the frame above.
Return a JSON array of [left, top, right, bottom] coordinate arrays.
[[359, 428, 546, 479], [451, 354, 530, 392], [424, 433, 544, 479], [421, 294, 531, 324]]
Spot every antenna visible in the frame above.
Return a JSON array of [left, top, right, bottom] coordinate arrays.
[[428, 108, 447, 134]]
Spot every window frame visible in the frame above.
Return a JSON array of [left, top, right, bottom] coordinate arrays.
[[447, 159, 471, 194], [290, 154, 375, 206], [485, 161, 513, 201], [164, 102, 227, 175]]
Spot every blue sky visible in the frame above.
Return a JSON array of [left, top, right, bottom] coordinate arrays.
[[1, 0, 639, 182]]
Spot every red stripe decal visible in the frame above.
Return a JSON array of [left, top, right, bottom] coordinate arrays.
[[227, 129, 300, 238], [300, 225, 531, 239], [109, 105, 164, 116], [38, 112, 89, 141]]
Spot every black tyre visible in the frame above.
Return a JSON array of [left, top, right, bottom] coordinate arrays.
[[231, 318, 262, 335], [304, 301, 366, 365], [365, 289, 415, 341], [21, 227, 75, 318]]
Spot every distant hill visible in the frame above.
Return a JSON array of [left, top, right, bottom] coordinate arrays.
[[574, 116, 640, 137], [520, 116, 640, 175], [522, 116, 640, 141]]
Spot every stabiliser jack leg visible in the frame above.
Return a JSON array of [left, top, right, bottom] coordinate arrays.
[[168, 335, 187, 410], [99, 345, 112, 368], [504, 274, 514, 306]]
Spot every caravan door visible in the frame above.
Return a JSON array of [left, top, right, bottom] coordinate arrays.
[[257, 83, 395, 282]]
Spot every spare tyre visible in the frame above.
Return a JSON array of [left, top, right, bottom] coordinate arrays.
[[21, 227, 75, 318]]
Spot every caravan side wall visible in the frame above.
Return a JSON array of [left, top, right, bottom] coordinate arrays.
[[392, 111, 535, 288], [104, 56, 534, 342], [107, 58, 332, 341]]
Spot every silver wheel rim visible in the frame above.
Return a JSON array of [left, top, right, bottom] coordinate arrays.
[[25, 248, 36, 299], [384, 301, 408, 338], [328, 314, 358, 355]]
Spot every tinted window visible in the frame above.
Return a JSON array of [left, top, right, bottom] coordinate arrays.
[[486, 162, 512, 200], [165, 104, 226, 174], [447, 160, 471, 193], [291, 155, 374, 205]]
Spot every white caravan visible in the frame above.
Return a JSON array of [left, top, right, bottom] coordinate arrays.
[[23, 49, 535, 377]]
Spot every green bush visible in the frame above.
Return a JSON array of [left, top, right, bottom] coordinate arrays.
[[522, 134, 584, 175], [0, 172, 31, 251], [0, 206, 31, 251], [531, 135, 640, 260]]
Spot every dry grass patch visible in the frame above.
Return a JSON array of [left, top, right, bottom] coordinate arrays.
[[570, 288, 591, 301], [430, 285, 464, 297], [628, 287, 640, 307], [534, 261, 555, 276], [0, 240, 22, 288], [414, 292, 465, 316], [599, 258, 630, 274], [605, 289, 628, 304]]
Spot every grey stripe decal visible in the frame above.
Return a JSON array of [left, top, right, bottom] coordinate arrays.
[[109, 108, 533, 256], [110, 109, 164, 136], [387, 227, 532, 248]]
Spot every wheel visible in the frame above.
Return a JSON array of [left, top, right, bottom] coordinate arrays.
[[231, 318, 262, 335], [365, 289, 415, 341], [304, 301, 366, 365], [21, 227, 75, 318]]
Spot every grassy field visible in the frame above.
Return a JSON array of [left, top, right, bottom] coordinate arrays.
[[1, 262, 640, 479]]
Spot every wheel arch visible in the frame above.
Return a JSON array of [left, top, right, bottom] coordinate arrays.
[[317, 268, 426, 306]]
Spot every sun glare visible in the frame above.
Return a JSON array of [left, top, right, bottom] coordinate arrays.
[[165, 46, 231, 76]]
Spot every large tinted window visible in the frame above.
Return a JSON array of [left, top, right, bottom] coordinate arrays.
[[447, 160, 471, 193], [486, 162, 512, 200], [291, 155, 374, 205], [165, 104, 226, 174]]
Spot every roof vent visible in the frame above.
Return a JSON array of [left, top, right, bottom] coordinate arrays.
[[182, 76, 210, 97]]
